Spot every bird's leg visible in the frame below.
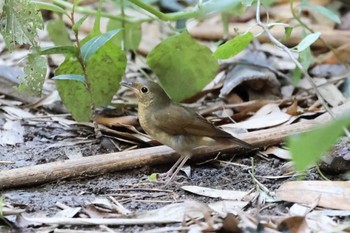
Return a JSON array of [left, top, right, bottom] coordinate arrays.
[[161, 154, 186, 179], [165, 155, 190, 186]]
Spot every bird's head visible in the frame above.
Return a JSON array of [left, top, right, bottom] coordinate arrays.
[[121, 80, 171, 107]]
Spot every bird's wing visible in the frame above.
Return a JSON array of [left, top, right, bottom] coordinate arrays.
[[151, 103, 230, 138], [151, 103, 254, 149]]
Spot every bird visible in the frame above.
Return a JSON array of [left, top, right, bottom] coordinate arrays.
[[122, 80, 260, 185]]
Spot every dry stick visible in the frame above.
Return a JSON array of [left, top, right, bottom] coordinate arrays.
[[0, 102, 349, 190]]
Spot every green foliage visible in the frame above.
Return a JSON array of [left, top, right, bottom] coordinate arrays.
[[40, 46, 78, 56], [0, 196, 3, 217], [294, 32, 321, 52], [291, 46, 312, 85], [32, 1, 68, 16], [55, 41, 126, 121], [301, 2, 341, 24], [47, 19, 73, 46], [55, 59, 91, 122], [0, 0, 43, 50], [85, 42, 126, 107], [283, 26, 293, 41], [299, 46, 313, 70], [213, 32, 254, 59], [107, 18, 142, 50], [72, 15, 89, 33], [17, 52, 47, 96], [81, 29, 122, 61], [288, 114, 350, 171], [148, 173, 158, 181], [53, 74, 85, 83], [198, 0, 241, 16], [147, 32, 218, 102]]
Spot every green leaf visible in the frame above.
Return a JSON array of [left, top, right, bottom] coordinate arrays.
[[40, 46, 78, 55], [299, 46, 313, 70], [0, 0, 43, 49], [295, 32, 321, 52], [81, 29, 122, 61], [0, 196, 3, 217], [289, 114, 350, 171], [0, 1, 4, 15], [242, 0, 254, 7], [17, 52, 47, 96], [86, 42, 126, 107], [47, 19, 73, 46], [147, 173, 158, 181], [307, 4, 341, 24], [147, 31, 218, 102], [55, 58, 91, 122], [53, 74, 85, 83], [55, 42, 126, 121], [213, 32, 254, 59], [291, 67, 302, 86], [107, 18, 142, 50], [32, 1, 68, 16], [261, 0, 277, 6], [283, 26, 293, 41], [72, 15, 89, 33], [199, 0, 241, 16]]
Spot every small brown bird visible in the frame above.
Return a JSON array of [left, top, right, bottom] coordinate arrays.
[[122, 80, 258, 184]]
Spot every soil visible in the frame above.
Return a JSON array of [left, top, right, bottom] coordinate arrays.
[[0, 120, 343, 232]]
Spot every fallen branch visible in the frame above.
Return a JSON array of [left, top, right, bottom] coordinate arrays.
[[0, 102, 349, 189]]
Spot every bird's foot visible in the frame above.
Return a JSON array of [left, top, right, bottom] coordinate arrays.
[[140, 172, 186, 187]]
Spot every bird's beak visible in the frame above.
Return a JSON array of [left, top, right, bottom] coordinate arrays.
[[121, 81, 137, 91]]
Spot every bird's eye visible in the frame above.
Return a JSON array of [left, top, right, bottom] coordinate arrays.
[[141, 87, 148, 93]]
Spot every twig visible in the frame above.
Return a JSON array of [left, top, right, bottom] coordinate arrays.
[[315, 165, 330, 181], [0, 161, 15, 164]]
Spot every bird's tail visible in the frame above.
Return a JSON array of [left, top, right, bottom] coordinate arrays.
[[217, 137, 268, 158]]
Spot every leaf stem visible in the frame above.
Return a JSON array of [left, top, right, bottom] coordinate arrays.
[[71, 1, 99, 136], [121, 0, 126, 50], [52, 0, 152, 23]]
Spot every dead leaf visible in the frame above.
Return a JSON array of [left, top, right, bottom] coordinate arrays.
[[1, 106, 36, 119], [221, 111, 291, 130], [181, 186, 252, 201], [310, 64, 348, 77], [277, 216, 310, 233], [220, 63, 280, 100], [27, 90, 61, 109], [286, 99, 299, 116], [319, 42, 350, 64], [54, 206, 81, 218], [281, 85, 295, 99], [0, 120, 24, 145], [265, 147, 291, 160], [289, 203, 312, 216], [298, 78, 345, 107], [220, 213, 241, 233], [276, 181, 350, 210], [208, 201, 249, 217]]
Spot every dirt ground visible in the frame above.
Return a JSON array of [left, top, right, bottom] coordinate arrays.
[[1, 120, 337, 232]]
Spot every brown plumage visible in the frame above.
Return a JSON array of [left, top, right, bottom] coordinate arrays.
[[122, 80, 257, 184]]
